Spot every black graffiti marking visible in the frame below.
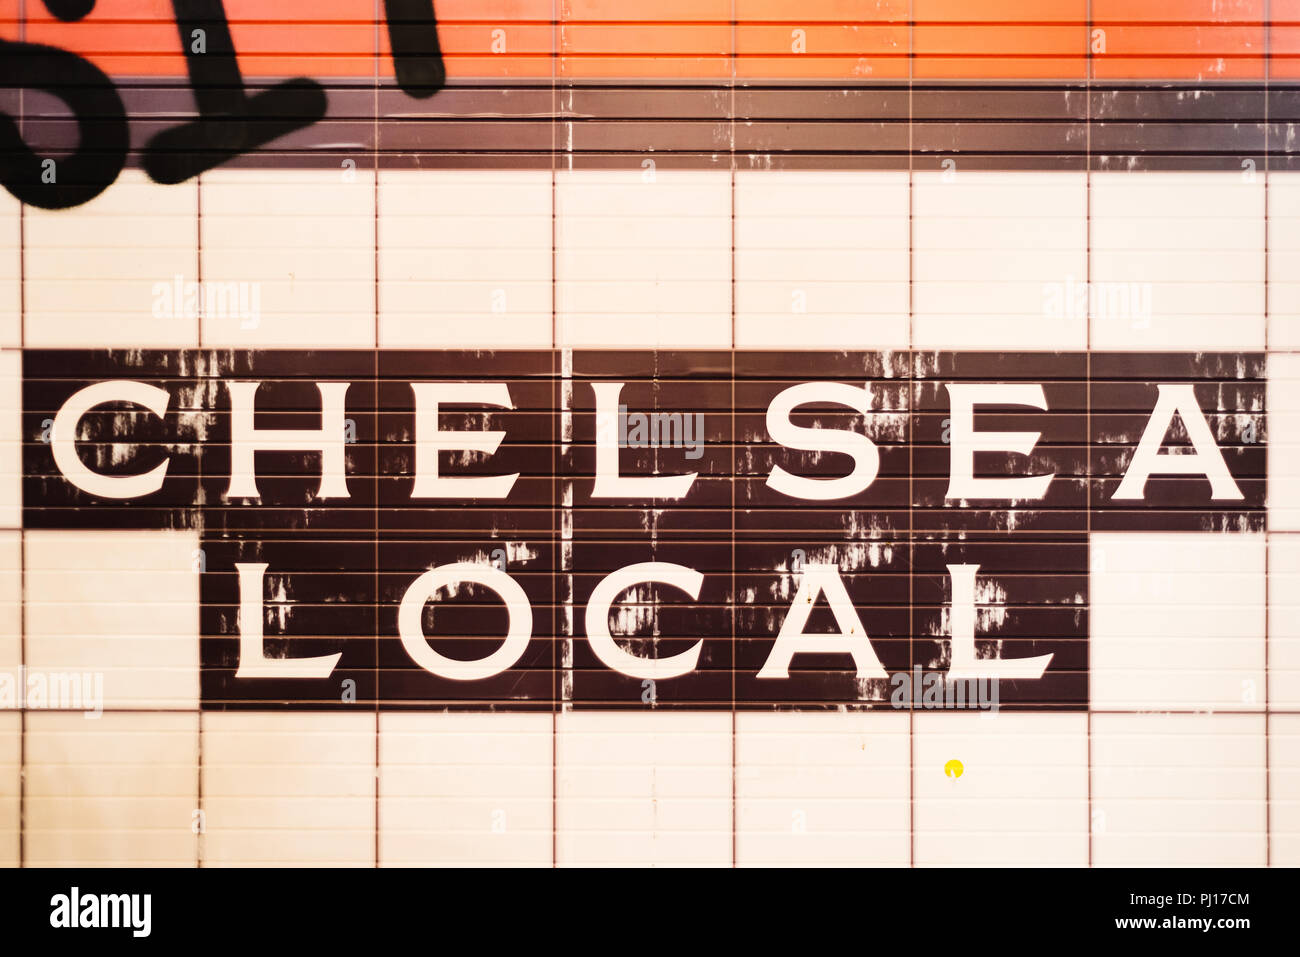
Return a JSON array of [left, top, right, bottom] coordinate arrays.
[[143, 0, 449, 181], [0, 38, 129, 209], [0, 0, 447, 206], [384, 0, 448, 99], [43, 0, 97, 23], [143, 0, 329, 185]]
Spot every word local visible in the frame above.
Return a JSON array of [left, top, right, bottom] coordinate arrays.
[[50, 377, 1241, 686]]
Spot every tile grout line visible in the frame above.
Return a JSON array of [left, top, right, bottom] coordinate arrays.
[[551, 0, 559, 869], [17, 0, 24, 871], [1265, 0, 1272, 869], [907, 0, 915, 871], [1086, 0, 1094, 870], [17, 515, 22, 871], [730, 0, 738, 870], [373, 3, 381, 870], [195, 166, 203, 867]]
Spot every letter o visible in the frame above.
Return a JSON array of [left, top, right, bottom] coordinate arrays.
[[398, 563, 533, 681]]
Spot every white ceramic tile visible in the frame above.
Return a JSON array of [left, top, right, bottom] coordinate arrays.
[[1091, 713, 1266, 867], [1090, 533, 1265, 711], [24, 170, 199, 347], [25, 530, 200, 711], [201, 168, 375, 347], [0, 530, 19, 685], [735, 711, 909, 866], [379, 712, 552, 867], [202, 711, 375, 866], [913, 712, 1088, 866], [1266, 171, 1300, 350], [734, 170, 909, 349], [556, 169, 731, 348], [379, 170, 552, 347], [1270, 714, 1300, 866], [912, 170, 1087, 350], [1268, 534, 1300, 709], [1089, 171, 1264, 351], [24, 711, 199, 866], [0, 712, 17, 867], [556, 711, 732, 866]]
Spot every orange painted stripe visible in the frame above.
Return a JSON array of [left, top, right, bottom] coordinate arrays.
[[735, 23, 905, 55], [434, 0, 553, 20], [736, 23, 907, 79], [551, 0, 730, 77], [557, 24, 730, 78], [6, 0, 1300, 82], [1090, 0, 1265, 78], [914, 0, 1087, 23], [735, 0, 906, 22], [0, 0, 19, 38], [23, 18, 187, 77], [379, 23, 554, 79], [1092, 25, 1265, 79], [1269, 0, 1300, 75], [561, 0, 730, 22], [22, 0, 381, 77], [1093, 0, 1263, 22], [914, 24, 1087, 79]]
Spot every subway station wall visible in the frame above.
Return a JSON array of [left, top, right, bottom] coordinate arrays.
[[0, 1, 1297, 867]]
